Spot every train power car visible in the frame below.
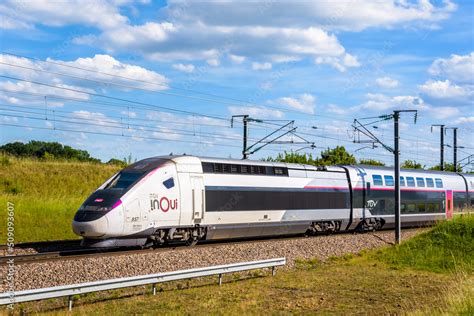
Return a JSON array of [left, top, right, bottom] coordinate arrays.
[[72, 155, 473, 247]]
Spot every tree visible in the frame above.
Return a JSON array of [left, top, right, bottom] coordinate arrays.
[[429, 163, 462, 172], [358, 159, 385, 166], [107, 158, 128, 168], [315, 146, 356, 166], [266, 146, 356, 166], [401, 160, 425, 169], [264, 151, 316, 165], [0, 141, 100, 163]]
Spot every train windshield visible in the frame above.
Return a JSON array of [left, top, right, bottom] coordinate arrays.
[[105, 172, 145, 190]]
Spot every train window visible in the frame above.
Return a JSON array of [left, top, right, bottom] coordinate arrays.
[[435, 178, 443, 188], [213, 163, 222, 173], [418, 203, 426, 212], [241, 165, 249, 173], [406, 177, 415, 187], [372, 175, 383, 186], [416, 177, 425, 187], [273, 167, 288, 176], [384, 175, 394, 186], [427, 203, 440, 213], [426, 178, 434, 187], [230, 165, 239, 173], [202, 162, 214, 173], [401, 203, 406, 213], [106, 172, 144, 190], [407, 203, 416, 212], [400, 176, 405, 186], [163, 177, 175, 189], [222, 164, 230, 173]]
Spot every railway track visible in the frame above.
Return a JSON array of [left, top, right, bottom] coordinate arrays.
[[0, 234, 330, 266], [0, 229, 404, 266]]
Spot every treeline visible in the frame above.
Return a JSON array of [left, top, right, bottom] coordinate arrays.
[[265, 146, 464, 172], [0, 141, 129, 166]]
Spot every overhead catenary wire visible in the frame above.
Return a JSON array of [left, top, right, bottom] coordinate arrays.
[[0, 75, 228, 122], [1, 54, 470, 165], [0, 54, 355, 123]]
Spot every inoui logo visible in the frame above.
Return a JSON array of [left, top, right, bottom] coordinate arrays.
[[366, 200, 378, 209], [149, 193, 178, 212]]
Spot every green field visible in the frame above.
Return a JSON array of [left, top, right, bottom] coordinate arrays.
[[14, 215, 473, 315], [0, 156, 121, 243]]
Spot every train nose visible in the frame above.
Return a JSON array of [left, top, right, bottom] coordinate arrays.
[[72, 214, 109, 237]]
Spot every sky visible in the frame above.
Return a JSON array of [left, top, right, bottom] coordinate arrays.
[[0, 0, 473, 169]]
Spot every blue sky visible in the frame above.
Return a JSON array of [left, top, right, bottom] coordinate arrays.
[[0, 0, 473, 168]]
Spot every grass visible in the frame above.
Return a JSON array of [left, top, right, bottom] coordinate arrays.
[[371, 214, 474, 274], [0, 155, 121, 243], [8, 215, 473, 315]]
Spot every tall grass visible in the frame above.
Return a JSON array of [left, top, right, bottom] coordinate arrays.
[[0, 156, 121, 242], [372, 214, 474, 273]]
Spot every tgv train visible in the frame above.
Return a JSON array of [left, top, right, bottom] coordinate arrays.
[[72, 156, 474, 247]]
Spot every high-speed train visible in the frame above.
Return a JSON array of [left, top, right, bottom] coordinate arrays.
[[72, 155, 474, 247]]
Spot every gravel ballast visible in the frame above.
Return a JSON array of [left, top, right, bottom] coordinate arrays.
[[0, 229, 425, 292]]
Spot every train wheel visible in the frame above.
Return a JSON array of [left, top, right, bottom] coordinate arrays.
[[185, 237, 199, 246]]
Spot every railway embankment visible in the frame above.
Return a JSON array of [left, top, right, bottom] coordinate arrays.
[[5, 215, 472, 315]]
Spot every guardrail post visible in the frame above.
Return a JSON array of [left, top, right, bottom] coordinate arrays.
[[152, 284, 156, 295], [218, 273, 222, 286], [68, 295, 73, 311], [272, 266, 276, 276]]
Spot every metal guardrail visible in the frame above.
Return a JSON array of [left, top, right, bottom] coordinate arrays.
[[0, 257, 286, 310]]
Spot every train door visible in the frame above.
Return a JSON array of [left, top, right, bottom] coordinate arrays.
[[190, 175, 205, 222], [446, 190, 453, 219], [124, 198, 142, 232]]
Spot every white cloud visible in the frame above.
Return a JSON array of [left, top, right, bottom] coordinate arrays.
[[376, 76, 399, 88], [0, 80, 93, 107], [152, 129, 182, 140], [229, 54, 246, 64], [419, 80, 473, 99], [72, 110, 115, 125], [164, 1, 456, 32], [428, 52, 474, 83], [54, 54, 169, 90], [172, 63, 195, 73], [0, 0, 128, 30], [252, 62, 272, 71], [315, 53, 360, 72], [455, 116, 474, 124], [228, 106, 284, 119], [275, 93, 316, 114], [0, 54, 169, 105], [206, 58, 220, 67], [355, 93, 428, 112], [121, 110, 137, 118], [270, 55, 301, 63], [73, 7, 353, 70], [326, 104, 346, 115], [2, 1, 456, 76], [343, 53, 360, 67], [429, 106, 461, 119]]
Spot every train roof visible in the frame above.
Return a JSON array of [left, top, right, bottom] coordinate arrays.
[[348, 164, 461, 175], [130, 155, 470, 177]]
